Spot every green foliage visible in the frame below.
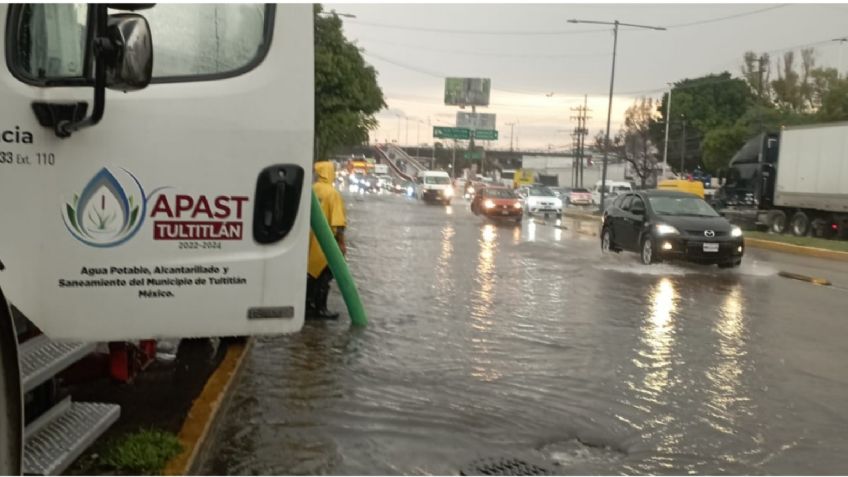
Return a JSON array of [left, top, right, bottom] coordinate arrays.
[[314, 5, 386, 161], [701, 125, 749, 172], [99, 429, 182, 475]]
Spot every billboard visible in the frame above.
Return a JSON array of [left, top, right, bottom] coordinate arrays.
[[444, 77, 491, 106], [456, 112, 496, 131]]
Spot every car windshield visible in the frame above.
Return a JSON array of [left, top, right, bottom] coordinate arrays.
[[483, 188, 516, 199], [573, 188, 590, 193], [528, 187, 555, 197], [425, 176, 451, 184], [649, 196, 720, 217]]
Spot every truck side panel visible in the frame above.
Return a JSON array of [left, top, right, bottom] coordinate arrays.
[[775, 123, 848, 213]]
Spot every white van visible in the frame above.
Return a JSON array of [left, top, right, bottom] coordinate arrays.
[[416, 171, 454, 205], [592, 180, 633, 205]]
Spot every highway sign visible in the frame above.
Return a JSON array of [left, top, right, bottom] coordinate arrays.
[[464, 151, 483, 160], [433, 126, 470, 140], [473, 129, 498, 140]]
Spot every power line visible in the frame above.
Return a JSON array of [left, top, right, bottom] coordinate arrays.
[[663, 5, 788, 29], [356, 36, 610, 60]]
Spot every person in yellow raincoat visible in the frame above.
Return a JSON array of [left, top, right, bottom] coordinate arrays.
[[307, 160, 347, 319]]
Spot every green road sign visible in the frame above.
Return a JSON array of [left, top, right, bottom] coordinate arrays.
[[463, 151, 483, 160], [433, 126, 470, 140], [473, 129, 498, 140]]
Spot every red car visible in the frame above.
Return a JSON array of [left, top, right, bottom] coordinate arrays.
[[470, 186, 523, 222]]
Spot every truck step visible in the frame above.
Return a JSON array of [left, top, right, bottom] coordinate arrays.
[[24, 397, 120, 475], [19, 335, 95, 392]]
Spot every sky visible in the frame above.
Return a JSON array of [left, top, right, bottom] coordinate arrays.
[[325, 2, 848, 151]]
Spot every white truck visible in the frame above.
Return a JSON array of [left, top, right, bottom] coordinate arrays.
[[1, 4, 313, 474], [716, 123, 848, 238]]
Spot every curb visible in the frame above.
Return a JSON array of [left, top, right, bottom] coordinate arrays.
[[562, 210, 848, 261], [744, 237, 848, 262], [163, 338, 253, 476]]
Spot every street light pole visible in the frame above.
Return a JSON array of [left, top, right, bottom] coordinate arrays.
[[568, 18, 665, 212], [680, 116, 687, 176], [395, 114, 401, 144], [662, 83, 673, 173], [834, 37, 848, 76]]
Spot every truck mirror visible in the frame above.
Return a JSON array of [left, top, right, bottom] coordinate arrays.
[[104, 14, 153, 92]]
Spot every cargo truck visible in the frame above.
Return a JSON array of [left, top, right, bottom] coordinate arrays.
[[715, 123, 848, 239], [1, 4, 314, 474]]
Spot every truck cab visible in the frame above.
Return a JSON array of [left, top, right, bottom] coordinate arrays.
[[1, 4, 314, 474], [715, 132, 779, 209]]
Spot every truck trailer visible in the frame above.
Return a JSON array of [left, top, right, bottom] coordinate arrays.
[[715, 122, 848, 239]]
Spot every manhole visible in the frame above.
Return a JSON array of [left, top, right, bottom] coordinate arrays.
[[460, 457, 555, 476]]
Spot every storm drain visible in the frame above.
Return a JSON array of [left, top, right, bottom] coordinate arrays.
[[460, 457, 555, 476]]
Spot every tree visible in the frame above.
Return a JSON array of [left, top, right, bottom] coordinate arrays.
[[314, 5, 385, 161], [617, 98, 659, 187], [649, 72, 754, 173]]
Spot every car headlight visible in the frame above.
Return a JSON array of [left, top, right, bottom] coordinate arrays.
[[731, 226, 743, 237], [655, 224, 680, 235], [484, 199, 495, 209], [444, 187, 454, 197], [514, 202, 522, 209]]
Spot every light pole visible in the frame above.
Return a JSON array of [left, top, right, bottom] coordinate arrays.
[[395, 113, 402, 144], [662, 83, 673, 174], [834, 37, 848, 76], [568, 18, 665, 212], [679, 115, 687, 176]]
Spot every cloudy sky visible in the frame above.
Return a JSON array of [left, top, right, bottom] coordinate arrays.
[[325, 3, 848, 151]]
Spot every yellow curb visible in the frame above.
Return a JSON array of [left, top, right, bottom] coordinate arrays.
[[163, 339, 252, 476], [778, 271, 832, 286], [562, 211, 848, 262], [744, 238, 848, 262]]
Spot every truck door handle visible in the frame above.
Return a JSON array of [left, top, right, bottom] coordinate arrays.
[[253, 165, 304, 244]]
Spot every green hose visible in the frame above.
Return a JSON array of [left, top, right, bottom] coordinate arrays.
[[310, 190, 368, 327]]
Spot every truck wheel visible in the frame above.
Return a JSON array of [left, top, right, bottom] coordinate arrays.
[[790, 211, 810, 237], [768, 210, 787, 234]]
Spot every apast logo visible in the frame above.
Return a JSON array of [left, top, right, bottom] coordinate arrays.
[[62, 167, 155, 248], [63, 167, 249, 247], [150, 195, 249, 240]]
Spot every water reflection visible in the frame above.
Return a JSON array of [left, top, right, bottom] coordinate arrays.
[[445, 205, 453, 215], [641, 278, 678, 398], [471, 224, 500, 382], [527, 219, 536, 242], [705, 285, 751, 434], [435, 224, 455, 302]]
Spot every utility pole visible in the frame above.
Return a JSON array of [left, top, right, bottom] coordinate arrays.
[[452, 139, 457, 178], [395, 114, 402, 144], [570, 95, 591, 188], [568, 18, 666, 212], [470, 105, 479, 175], [680, 116, 687, 176], [834, 38, 847, 76], [506, 122, 517, 152], [662, 83, 672, 172], [416, 120, 421, 159], [405, 117, 409, 146]]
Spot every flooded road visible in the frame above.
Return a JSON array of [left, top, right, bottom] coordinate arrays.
[[202, 192, 848, 475]]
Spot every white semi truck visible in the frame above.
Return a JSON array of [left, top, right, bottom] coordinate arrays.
[[1, 4, 314, 474], [715, 122, 848, 239]]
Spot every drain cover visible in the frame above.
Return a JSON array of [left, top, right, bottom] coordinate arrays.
[[460, 457, 555, 476]]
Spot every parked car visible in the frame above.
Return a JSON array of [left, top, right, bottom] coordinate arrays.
[[521, 185, 563, 216], [601, 190, 744, 267], [470, 186, 523, 223]]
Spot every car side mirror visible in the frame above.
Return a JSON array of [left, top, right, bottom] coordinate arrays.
[[104, 13, 153, 92]]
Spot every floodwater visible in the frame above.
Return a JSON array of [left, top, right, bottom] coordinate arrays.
[[202, 191, 848, 475]]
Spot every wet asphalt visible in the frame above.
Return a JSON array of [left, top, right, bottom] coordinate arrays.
[[201, 190, 848, 475]]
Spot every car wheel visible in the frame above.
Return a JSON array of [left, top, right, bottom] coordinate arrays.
[[640, 235, 659, 265], [790, 211, 810, 237], [601, 227, 613, 253]]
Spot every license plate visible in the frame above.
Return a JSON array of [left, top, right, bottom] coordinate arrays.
[[703, 243, 719, 253], [502, 210, 509, 215]]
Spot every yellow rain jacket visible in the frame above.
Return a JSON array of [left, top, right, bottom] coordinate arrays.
[[307, 161, 347, 278]]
